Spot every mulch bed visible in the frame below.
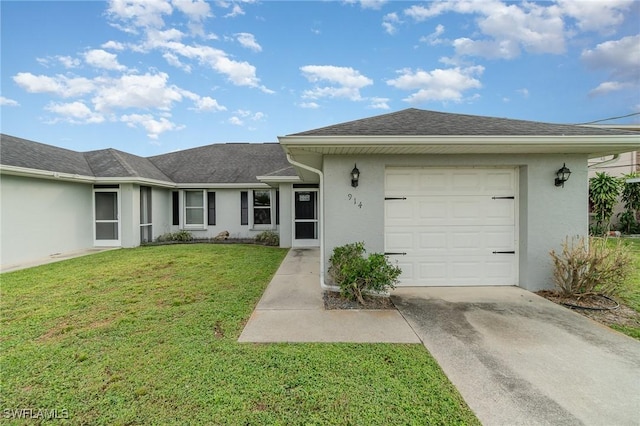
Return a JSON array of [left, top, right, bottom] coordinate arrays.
[[323, 291, 396, 310], [536, 290, 640, 330]]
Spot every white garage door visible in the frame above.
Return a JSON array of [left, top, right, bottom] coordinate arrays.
[[385, 167, 517, 286]]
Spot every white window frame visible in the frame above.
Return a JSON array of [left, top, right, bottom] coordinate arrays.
[[93, 187, 121, 246], [250, 189, 276, 230], [140, 186, 153, 243], [183, 189, 207, 229]]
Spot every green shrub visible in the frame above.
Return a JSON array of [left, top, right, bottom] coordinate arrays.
[[255, 231, 279, 246], [550, 236, 633, 296], [589, 172, 622, 234], [155, 230, 194, 243], [329, 242, 401, 304]]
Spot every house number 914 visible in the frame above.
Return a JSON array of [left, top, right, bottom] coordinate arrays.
[[347, 194, 363, 208]]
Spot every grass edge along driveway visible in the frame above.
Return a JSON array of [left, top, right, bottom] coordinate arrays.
[[1, 244, 479, 425]]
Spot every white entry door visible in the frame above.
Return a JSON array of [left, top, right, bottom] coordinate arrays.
[[385, 167, 517, 286]]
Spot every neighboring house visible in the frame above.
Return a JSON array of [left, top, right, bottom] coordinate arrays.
[[587, 125, 640, 229], [2, 108, 638, 291]]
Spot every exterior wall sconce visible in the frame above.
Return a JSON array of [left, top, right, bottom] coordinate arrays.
[[555, 163, 571, 187], [351, 164, 360, 187]]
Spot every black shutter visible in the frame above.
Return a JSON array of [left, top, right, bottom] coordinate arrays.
[[172, 191, 179, 225], [240, 191, 248, 225], [207, 192, 216, 226], [275, 190, 280, 225]]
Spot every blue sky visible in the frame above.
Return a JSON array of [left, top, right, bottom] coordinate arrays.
[[1, 0, 639, 156]]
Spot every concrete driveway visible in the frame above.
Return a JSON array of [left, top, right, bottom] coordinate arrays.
[[392, 287, 640, 426]]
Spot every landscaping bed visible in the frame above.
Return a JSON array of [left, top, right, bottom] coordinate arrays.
[[323, 291, 396, 310]]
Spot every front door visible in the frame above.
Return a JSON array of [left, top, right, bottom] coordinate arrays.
[[94, 189, 121, 246], [293, 190, 319, 247]]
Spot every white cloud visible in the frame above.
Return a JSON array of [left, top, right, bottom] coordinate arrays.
[[420, 24, 445, 45], [235, 33, 262, 52], [45, 101, 105, 123], [84, 49, 127, 71], [107, 0, 173, 30], [300, 65, 373, 101], [57, 56, 81, 68], [192, 96, 226, 111], [382, 12, 400, 35], [517, 88, 529, 98], [101, 40, 126, 51], [344, 0, 387, 10], [558, 0, 633, 34], [92, 72, 183, 112], [225, 4, 244, 18], [120, 113, 182, 139], [228, 116, 243, 125], [386, 66, 484, 103], [582, 35, 640, 95], [404, 1, 568, 59], [163, 52, 192, 72], [172, 0, 211, 20], [299, 102, 319, 109], [13, 73, 95, 98], [0, 97, 19, 106], [368, 97, 390, 109]]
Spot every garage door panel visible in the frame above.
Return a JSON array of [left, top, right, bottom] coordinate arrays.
[[386, 167, 517, 286]]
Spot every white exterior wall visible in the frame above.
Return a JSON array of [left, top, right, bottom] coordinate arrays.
[[0, 174, 93, 267], [323, 153, 588, 291], [170, 187, 284, 241], [278, 184, 293, 248], [152, 188, 172, 240]]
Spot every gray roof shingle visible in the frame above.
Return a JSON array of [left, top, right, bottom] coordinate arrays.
[[290, 108, 637, 137], [1, 134, 294, 184], [0, 134, 94, 176], [149, 143, 292, 184]]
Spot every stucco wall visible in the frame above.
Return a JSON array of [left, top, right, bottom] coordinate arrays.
[[322, 153, 588, 291], [169, 187, 285, 243], [0, 174, 93, 267]]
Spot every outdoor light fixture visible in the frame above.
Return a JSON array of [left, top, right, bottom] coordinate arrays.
[[555, 163, 571, 187], [351, 164, 360, 187]]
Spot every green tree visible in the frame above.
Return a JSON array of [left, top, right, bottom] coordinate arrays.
[[618, 172, 640, 234], [589, 172, 621, 234]]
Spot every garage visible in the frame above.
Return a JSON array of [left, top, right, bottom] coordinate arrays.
[[385, 167, 517, 286]]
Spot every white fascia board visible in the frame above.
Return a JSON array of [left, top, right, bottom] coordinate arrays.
[[0, 165, 96, 183], [94, 177, 176, 188], [256, 175, 301, 183], [174, 182, 272, 189]]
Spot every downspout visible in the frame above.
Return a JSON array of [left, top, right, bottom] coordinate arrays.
[[285, 153, 339, 292], [588, 154, 619, 168]]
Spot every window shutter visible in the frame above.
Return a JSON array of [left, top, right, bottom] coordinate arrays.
[[172, 191, 179, 225], [275, 190, 280, 225], [207, 192, 216, 226], [240, 191, 248, 225]]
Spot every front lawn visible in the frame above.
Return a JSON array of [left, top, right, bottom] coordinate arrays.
[[0, 245, 478, 425], [611, 238, 640, 338]]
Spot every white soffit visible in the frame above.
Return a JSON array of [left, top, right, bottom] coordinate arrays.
[[278, 135, 640, 158]]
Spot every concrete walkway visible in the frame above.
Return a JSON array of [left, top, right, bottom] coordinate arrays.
[[241, 248, 640, 425], [1, 248, 118, 273], [392, 287, 640, 426], [238, 248, 420, 343]]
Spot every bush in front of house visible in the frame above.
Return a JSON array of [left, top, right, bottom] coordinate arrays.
[[255, 231, 279, 246], [549, 236, 633, 297], [155, 230, 194, 243], [329, 242, 401, 305]]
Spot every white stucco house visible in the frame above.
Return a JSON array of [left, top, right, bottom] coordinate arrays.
[[2, 109, 638, 291]]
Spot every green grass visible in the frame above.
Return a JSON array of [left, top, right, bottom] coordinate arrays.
[[1, 244, 479, 425], [611, 238, 640, 338]]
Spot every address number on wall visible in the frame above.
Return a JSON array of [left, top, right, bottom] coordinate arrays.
[[347, 193, 363, 209]]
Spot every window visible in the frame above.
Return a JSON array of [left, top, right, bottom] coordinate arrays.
[[140, 186, 152, 243], [172, 191, 179, 226], [253, 190, 271, 225], [207, 192, 216, 226], [184, 190, 205, 227], [241, 191, 248, 225]]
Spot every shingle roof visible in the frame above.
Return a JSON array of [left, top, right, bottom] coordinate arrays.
[[84, 149, 172, 181], [290, 108, 637, 137], [0, 134, 294, 184], [149, 143, 292, 183], [0, 134, 94, 176]]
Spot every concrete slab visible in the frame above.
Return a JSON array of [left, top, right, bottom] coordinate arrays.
[[1, 247, 119, 273], [238, 248, 421, 344], [239, 310, 420, 343], [392, 286, 640, 426]]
